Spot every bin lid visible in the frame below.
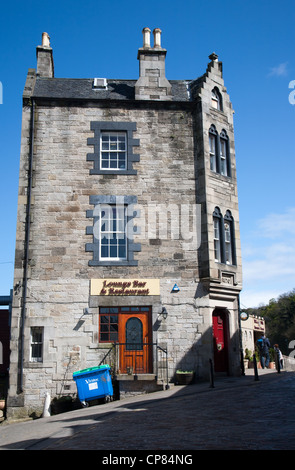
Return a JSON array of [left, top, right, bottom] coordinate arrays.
[[73, 364, 110, 377]]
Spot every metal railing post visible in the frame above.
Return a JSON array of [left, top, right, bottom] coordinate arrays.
[[277, 350, 281, 374], [209, 358, 215, 388], [253, 353, 259, 381], [166, 346, 169, 389], [155, 341, 158, 380]]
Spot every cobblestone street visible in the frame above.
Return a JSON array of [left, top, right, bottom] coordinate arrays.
[[1, 369, 295, 452]]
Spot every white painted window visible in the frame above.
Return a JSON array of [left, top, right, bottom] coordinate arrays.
[[100, 132, 127, 170], [99, 205, 127, 260], [224, 222, 232, 265], [214, 218, 221, 262], [220, 138, 227, 176], [209, 134, 217, 172], [211, 87, 222, 111]]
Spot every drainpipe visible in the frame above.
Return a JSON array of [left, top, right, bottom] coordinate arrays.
[[19, 98, 35, 393], [238, 295, 245, 376]]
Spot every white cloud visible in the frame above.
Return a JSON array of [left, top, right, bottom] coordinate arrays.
[[257, 207, 295, 238], [268, 62, 288, 77], [243, 245, 295, 282], [240, 289, 283, 309], [241, 207, 295, 307]]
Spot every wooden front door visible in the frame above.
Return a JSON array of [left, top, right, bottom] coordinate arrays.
[[212, 309, 229, 373], [119, 307, 152, 374]]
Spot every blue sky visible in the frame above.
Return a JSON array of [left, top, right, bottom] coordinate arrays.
[[0, 0, 294, 307]]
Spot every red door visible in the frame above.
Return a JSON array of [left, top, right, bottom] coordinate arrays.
[[212, 309, 229, 373], [119, 307, 152, 374]]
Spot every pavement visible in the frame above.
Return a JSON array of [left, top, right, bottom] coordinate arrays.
[[0, 368, 295, 453]]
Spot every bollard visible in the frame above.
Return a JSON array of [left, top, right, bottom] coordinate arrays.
[[253, 354, 259, 381], [209, 358, 215, 388], [42, 392, 51, 417], [277, 350, 281, 374]]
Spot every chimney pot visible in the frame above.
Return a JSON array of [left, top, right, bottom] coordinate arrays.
[[153, 28, 162, 48], [142, 27, 151, 48], [42, 32, 50, 47]]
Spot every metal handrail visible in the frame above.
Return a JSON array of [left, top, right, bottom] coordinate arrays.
[[98, 343, 116, 367], [99, 342, 169, 388]]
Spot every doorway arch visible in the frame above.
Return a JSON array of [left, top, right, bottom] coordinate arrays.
[[212, 308, 229, 373]]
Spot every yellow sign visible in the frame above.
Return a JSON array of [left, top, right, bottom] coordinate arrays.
[[91, 279, 160, 296]]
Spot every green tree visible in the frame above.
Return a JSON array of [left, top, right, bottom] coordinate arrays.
[[245, 289, 295, 355]]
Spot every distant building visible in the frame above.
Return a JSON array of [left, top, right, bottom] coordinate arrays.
[[8, 29, 243, 418], [241, 314, 265, 355]]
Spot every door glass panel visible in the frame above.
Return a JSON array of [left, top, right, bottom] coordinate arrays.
[[126, 317, 143, 351]]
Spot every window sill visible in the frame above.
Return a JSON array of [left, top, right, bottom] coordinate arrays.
[[209, 106, 225, 116], [90, 169, 137, 175], [215, 261, 237, 267], [209, 170, 232, 180], [24, 361, 44, 368], [89, 260, 138, 266]]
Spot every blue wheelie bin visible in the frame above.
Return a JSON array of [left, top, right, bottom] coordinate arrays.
[[73, 364, 113, 407]]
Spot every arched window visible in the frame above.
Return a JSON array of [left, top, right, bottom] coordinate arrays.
[[224, 210, 236, 265], [209, 125, 218, 172], [213, 207, 222, 263], [213, 208, 236, 266], [220, 129, 231, 177], [126, 317, 143, 351], [211, 87, 223, 111], [209, 126, 231, 178]]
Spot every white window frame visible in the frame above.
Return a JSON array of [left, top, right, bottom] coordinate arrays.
[[30, 327, 43, 362], [224, 221, 233, 265], [211, 87, 222, 111], [220, 138, 227, 176], [214, 218, 221, 262], [209, 134, 217, 172], [100, 131, 127, 171], [99, 204, 127, 261], [211, 89, 219, 109]]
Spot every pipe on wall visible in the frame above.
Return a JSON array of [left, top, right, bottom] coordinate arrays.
[[19, 99, 35, 393]]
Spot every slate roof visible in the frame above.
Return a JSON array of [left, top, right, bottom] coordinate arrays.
[[32, 77, 204, 102]]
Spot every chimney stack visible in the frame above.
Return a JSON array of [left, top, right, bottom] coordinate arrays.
[[36, 32, 54, 78], [135, 27, 172, 101]]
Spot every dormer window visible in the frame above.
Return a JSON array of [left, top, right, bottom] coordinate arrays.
[[211, 87, 222, 111]]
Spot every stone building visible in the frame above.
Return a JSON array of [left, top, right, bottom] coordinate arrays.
[[7, 28, 242, 418], [241, 314, 265, 355]]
